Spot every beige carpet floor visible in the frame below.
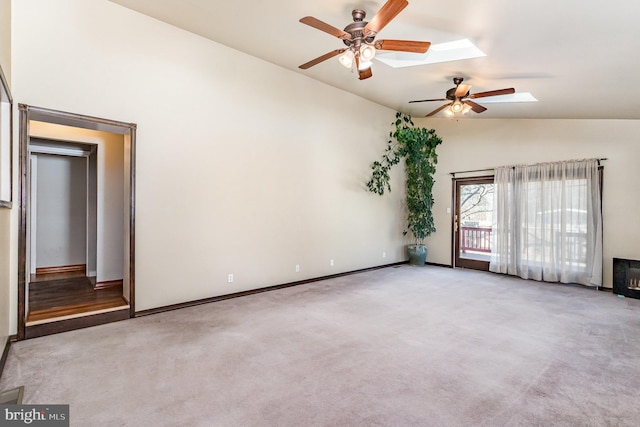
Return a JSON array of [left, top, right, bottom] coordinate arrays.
[[2, 265, 640, 426]]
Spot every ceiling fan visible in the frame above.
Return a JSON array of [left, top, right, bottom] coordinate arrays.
[[298, 0, 430, 80], [410, 77, 516, 116]]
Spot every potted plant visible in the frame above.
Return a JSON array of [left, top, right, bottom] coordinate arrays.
[[367, 112, 442, 265]]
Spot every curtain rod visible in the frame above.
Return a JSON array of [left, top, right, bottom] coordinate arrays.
[[450, 158, 608, 176]]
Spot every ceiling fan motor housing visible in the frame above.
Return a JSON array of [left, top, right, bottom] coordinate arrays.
[[351, 9, 366, 22], [447, 78, 469, 99], [445, 88, 458, 100], [342, 9, 375, 47]]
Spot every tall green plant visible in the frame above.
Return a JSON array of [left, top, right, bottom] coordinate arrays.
[[367, 112, 442, 244]]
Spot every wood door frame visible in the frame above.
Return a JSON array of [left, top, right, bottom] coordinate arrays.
[[452, 175, 494, 271], [17, 104, 136, 340]]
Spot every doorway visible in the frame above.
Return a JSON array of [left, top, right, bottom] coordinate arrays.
[[27, 140, 128, 326], [453, 176, 494, 271], [18, 105, 136, 340]]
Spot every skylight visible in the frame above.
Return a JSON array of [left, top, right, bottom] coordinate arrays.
[[474, 93, 538, 103], [375, 39, 486, 68]]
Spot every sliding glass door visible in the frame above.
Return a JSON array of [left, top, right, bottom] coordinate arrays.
[[454, 177, 494, 271]]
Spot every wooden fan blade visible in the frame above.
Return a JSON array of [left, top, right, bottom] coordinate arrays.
[[425, 103, 451, 117], [464, 100, 487, 113], [374, 40, 431, 53], [299, 49, 346, 69], [455, 84, 472, 97], [469, 88, 516, 99], [409, 98, 448, 104], [364, 0, 408, 36], [354, 55, 372, 80], [299, 16, 351, 40], [359, 67, 373, 80]]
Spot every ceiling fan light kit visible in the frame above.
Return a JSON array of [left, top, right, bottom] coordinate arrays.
[[358, 60, 373, 71], [445, 102, 472, 116], [359, 44, 377, 62], [298, 0, 430, 80], [450, 99, 464, 113], [338, 50, 354, 68]]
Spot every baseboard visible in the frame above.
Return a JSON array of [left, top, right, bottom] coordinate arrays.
[[136, 261, 409, 317], [94, 279, 123, 290], [426, 261, 453, 268], [0, 336, 13, 382], [25, 309, 130, 339], [35, 264, 86, 275]]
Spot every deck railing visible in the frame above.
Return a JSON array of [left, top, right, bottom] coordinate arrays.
[[461, 226, 492, 253]]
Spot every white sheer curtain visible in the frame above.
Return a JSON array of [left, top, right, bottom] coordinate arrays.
[[490, 159, 602, 286]]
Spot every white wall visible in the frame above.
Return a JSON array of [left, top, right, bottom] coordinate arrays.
[[0, 0, 9, 86], [0, 0, 11, 342], [11, 0, 404, 314], [417, 118, 640, 288], [98, 133, 123, 282], [34, 154, 87, 268]]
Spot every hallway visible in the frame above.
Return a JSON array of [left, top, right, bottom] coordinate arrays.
[[27, 277, 128, 324]]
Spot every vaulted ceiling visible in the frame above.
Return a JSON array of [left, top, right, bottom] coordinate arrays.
[[110, 0, 640, 119]]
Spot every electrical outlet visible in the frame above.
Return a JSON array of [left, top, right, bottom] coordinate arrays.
[[295, 264, 300, 272], [382, 251, 386, 258], [228, 274, 234, 283], [330, 259, 334, 266]]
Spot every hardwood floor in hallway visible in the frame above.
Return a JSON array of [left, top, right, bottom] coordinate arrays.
[[27, 276, 128, 324]]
